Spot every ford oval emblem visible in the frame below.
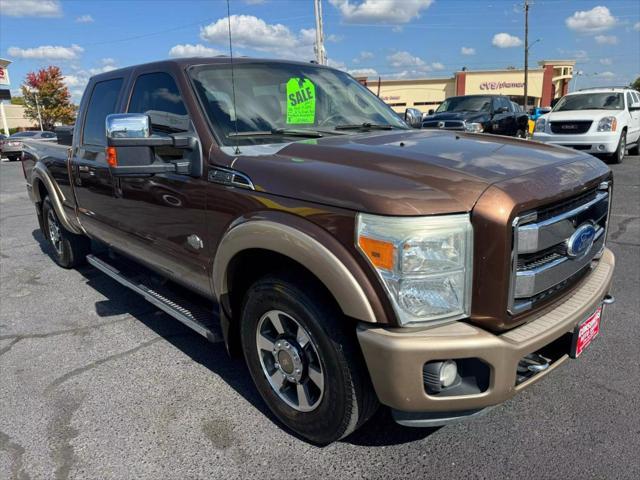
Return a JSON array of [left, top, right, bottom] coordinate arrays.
[[438, 121, 445, 128], [566, 223, 596, 258]]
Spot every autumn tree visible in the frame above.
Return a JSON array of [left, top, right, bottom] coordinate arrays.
[[21, 66, 76, 130]]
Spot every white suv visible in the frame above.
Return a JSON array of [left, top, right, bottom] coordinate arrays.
[[533, 87, 640, 163]]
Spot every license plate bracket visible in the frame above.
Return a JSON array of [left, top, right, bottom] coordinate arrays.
[[570, 305, 602, 358]]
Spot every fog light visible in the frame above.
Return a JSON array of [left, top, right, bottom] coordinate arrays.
[[598, 144, 605, 151], [423, 360, 459, 393], [440, 360, 458, 387]]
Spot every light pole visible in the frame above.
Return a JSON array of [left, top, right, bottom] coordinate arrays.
[[23, 84, 44, 131], [313, 0, 327, 65]]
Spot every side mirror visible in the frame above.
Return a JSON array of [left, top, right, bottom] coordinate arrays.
[[404, 108, 423, 128], [105, 113, 196, 176], [495, 107, 508, 114], [428, 109, 435, 115]]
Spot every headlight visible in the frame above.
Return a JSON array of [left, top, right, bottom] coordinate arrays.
[[597, 116, 617, 132], [535, 118, 546, 132], [356, 213, 473, 326], [464, 122, 484, 133]]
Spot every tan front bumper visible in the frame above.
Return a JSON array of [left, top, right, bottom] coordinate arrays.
[[357, 248, 615, 413]]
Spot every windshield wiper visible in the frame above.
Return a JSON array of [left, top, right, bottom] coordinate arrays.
[[334, 122, 395, 131], [227, 128, 324, 138]]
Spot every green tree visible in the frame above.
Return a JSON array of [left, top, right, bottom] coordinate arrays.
[[632, 76, 640, 91], [21, 66, 76, 130], [10, 96, 25, 105]]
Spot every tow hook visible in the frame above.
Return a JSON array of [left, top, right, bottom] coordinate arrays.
[[603, 294, 615, 305], [518, 353, 550, 374]]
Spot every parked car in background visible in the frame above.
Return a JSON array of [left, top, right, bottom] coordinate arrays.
[[533, 87, 640, 163], [1, 130, 57, 161], [422, 94, 529, 137]]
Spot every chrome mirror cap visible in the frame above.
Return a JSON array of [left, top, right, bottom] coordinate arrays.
[[106, 113, 151, 139], [404, 108, 423, 129]]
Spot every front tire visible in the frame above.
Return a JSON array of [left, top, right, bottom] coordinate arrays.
[[42, 197, 90, 268], [608, 132, 626, 164], [240, 274, 378, 444]]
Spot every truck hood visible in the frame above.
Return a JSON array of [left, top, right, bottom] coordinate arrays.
[[228, 129, 600, 215], [544, 109, 623, 121], [423, 111, 486, 122]]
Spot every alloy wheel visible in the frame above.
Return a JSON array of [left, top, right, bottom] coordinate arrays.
[[255, 310, 325, 412], [47, 209, 63, 255]]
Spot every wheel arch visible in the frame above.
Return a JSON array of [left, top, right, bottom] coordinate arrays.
[[213, 216, 381, 351], [32, 162, 83, 235]]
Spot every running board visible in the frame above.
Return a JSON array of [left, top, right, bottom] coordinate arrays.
[[87, 254, 223, 343]]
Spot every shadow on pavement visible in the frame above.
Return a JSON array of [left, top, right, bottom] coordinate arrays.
[[31, 229, 438, 447]]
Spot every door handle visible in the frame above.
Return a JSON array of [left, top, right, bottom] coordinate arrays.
[[78, 165, 90, 172]]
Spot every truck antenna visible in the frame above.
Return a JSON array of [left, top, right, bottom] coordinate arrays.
[[226, 0, 240, 155]]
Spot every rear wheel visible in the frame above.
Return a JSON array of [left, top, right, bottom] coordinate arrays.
[[240, 274, 378, 444], [42, 197, 90, 268], [516, 128, 528, 139]]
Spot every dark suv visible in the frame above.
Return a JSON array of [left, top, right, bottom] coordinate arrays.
[[423, 94, 529, 137]]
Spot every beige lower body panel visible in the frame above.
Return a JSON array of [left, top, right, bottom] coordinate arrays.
[[357, 248, 615, 413]]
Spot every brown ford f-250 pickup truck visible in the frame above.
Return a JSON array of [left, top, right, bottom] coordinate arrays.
[[22, 58, 615, 444]]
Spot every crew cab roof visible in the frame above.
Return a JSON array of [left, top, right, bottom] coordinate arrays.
[[90, 57, 333, 82]]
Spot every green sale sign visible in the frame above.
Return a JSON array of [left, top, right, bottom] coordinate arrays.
[[286, 77, 316, 124]]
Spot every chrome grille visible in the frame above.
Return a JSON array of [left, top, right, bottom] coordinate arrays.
[[509, 182, 611, 314], [423, 120, 465, 130]]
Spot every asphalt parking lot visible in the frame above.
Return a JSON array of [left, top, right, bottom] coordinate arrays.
[[1, 155, 639, 480]]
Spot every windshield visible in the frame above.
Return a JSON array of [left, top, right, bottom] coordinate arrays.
[[11, 131, 37, 138], [553, 93, 624, 111], [189, 63, 407, 145], [435, 96, 492, 113]]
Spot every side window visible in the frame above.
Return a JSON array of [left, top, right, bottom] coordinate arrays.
[[626, 92, 634, 110], [82, 78, 123, 147], [128, 72, 190, 133], [500, 97, 512, 111]]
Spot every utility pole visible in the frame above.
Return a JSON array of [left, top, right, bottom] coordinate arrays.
[[523, 0, 529, 111], [314, 0, 327, 65], [34, 91, 44, 131]]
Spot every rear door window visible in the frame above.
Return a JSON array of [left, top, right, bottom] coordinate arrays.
[[82, 78, 123, 146]]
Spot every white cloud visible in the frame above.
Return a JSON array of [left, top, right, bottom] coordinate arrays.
[[63, 74, 83, 88], [492, 33, 522, 48], [200, 15, 315, 59], [0, 0, 61, 17], [329, 0, 433, 24], [244, 0, 266, 4], [327, 58, 347, 70], [387, 51, 427, 69], [599, 58, 612, 65], [8, 44, 84, 60], [168, 43, 223, 58], [599, 71, 615, 78], [595, 34, 617, 45], [431, 62, 445, 71], [565, 6, 616, 34], [348, 68, 378, 77], [634, 22, 640, 32], [75, 14, 94, 23], [461, 46, 476, 55]]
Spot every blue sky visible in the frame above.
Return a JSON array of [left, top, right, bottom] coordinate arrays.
[[1, 0, 639, 102]]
